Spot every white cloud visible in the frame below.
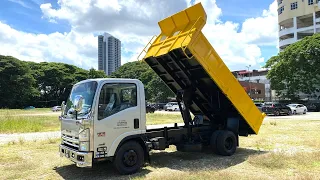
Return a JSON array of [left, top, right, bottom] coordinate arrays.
[[0, 22, 97, 68], [0, 0, 278, 71]]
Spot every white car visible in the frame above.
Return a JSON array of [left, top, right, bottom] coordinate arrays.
[[52, 106, 62, 112], [286, 104, 307, 114], [166, 102, 180, 111]]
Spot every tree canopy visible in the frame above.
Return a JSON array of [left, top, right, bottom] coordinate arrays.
[[264, 33, 320, 100], [0, 56, 38, 108], [110, 61, 174, 102], [0, 55, 106, 108]]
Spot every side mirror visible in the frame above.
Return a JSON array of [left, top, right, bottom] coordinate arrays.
[[61, 101, 66, 116], [73, 95, 84, 112]]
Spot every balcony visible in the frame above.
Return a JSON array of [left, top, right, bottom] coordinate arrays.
[[296, 25, 314, 33], [279, 37, 296, 48], [279, 27, 295, 36]]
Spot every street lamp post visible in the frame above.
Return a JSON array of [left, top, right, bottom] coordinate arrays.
[[246, 65, 251, 99]]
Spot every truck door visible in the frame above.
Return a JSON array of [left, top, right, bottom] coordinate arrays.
[[93, 82, 142, 158]]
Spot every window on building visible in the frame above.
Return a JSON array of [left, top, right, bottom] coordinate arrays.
[[308, 0, 314, 5], [278, 0, 283, 5], [291, 2, 298, 9], [278, 6, 284, 15]]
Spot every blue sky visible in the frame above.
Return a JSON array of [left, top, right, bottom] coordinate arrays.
[[0, 0, 278, 71], [0, 0, 69, 33]]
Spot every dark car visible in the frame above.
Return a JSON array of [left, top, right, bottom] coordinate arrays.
[[146, 104, 156, 113], [254, 102, 263, 112], [154, 103, 166, 110], [262, 102, 291, 116], [306, 103, 320, 112]]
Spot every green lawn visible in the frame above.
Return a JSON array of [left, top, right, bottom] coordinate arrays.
[[0, 119, 319, 179]]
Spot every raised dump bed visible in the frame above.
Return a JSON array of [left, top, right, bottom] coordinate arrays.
[[139, 3, 265, 135]]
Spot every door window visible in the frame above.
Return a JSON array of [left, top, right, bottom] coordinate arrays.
[[98, 83, 137, 120]]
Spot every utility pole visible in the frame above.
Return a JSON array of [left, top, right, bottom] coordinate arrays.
[[246, 65, 251, 99]]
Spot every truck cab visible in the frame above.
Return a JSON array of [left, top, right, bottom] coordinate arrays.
[[59, 78, 147, 171]]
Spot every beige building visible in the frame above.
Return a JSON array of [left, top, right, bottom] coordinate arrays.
[[278, 0, 320, 51]]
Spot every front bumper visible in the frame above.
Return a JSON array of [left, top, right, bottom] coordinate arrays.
[[59, 144, 93, 168]]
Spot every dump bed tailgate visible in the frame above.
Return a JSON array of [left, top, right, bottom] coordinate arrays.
[[140, 3, 265, 134]]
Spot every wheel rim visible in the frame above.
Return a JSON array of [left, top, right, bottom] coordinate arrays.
[[123, 150, 138, 167], [224, 137, 234, 150]]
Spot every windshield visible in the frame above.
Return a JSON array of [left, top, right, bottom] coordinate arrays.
[[65, 81, 98, 117]]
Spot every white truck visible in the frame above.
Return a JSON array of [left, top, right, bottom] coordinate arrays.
[[59, 3, 265, 175]]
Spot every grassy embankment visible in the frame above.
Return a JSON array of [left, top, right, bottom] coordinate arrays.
[[0, 118, 319, 179]]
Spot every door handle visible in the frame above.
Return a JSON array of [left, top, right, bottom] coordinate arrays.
[[134, 118, 139, 129]]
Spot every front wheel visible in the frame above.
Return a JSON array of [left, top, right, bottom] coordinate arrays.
[[113, 141, 145, 175]]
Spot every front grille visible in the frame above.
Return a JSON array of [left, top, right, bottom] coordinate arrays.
[[62, 133, 79, 150]]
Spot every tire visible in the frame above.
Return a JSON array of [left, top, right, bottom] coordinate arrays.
[[210, 130, 223, 153], [216, 130, 237, 156], [303, 109, 306, 114], [293, 110, 296, 115], [113, 141, 145, 175], [274, 110, 280, 116], [287, 110, 292, 116]]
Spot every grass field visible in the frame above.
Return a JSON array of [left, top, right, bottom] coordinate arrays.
[[0, 109, 183, 133], [0, 119, 319, 180], [0, 108, 60, 133]]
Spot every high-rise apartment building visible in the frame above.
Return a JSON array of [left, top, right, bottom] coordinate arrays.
[[98, 33, 121, 75], [278, 0, 320, 51]]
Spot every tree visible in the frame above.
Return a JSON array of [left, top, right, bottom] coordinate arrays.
[[110, 61, 174, 102], [0, 55, 39, 108], [264, 33, 320, 100], [27, 62, 90, 107], [88, 68, 107, 79]]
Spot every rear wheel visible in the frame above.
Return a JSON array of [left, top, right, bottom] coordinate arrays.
[[215, 130, 237, 156], [274, 110, 280, 116], [303, 109, 307, 114], [113, 141, 145, 175]]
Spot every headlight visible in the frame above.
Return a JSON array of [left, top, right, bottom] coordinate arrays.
[[79, 129, 90, 141], [79, 141, 89, 151]]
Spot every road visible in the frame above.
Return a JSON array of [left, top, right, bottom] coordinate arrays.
[[1, 112, 319, 145]]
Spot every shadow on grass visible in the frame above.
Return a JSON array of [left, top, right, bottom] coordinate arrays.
[[54, 147, 266, 180]]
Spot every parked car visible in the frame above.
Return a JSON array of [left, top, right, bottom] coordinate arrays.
[[146, 104, 155, 113], [286, 104, 308, 114], [164, 102, 176, 111], [154, 103, 166, 110], [306, 103, 320, 112], [52, 106, 62, 112], [261, 102, 291, 116], [166, 102, 180, 111], [254, 102, 263, 112]]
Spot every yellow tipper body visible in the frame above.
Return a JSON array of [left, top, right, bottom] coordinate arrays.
[[140, 3, 265, 134]]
